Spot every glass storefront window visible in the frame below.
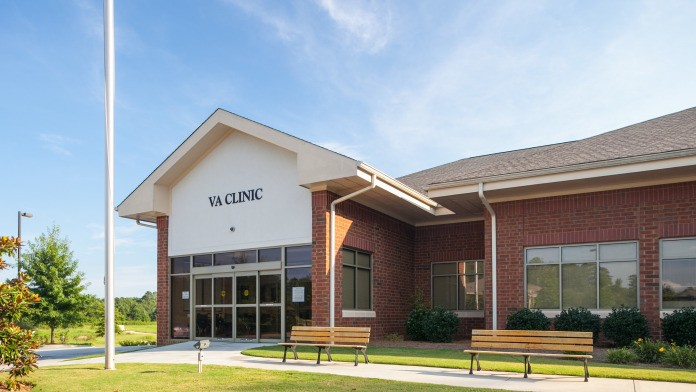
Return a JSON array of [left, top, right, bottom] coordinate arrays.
[[170, 275, 190, 339]]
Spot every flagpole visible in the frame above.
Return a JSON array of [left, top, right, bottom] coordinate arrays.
[[103, 0, 116, 370]]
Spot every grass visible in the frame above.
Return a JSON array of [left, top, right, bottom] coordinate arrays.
[[242, 345, 696, 384], [33, 322, 156, 347], [22, 364, 508, 391]]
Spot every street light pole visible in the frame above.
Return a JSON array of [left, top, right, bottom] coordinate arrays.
[[17, 211, 33, 278]]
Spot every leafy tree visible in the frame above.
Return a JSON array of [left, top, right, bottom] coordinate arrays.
[[22, 225, 89, 344], [0, 236, 41, 389]]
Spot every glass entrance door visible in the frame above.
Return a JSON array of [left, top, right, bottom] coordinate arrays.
[[194, 272, 281, 341]]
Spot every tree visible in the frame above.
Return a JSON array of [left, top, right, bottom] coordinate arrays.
[[22, 225, 89, 344], [0, 236, 40, 389]]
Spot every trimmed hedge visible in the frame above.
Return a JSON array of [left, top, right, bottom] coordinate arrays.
[[662, 307, 696, 346], [505, 308, 550, 330], [554, 307, 601, 341], [602, 306, 650, 347]]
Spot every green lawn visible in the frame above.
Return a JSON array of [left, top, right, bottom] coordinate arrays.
[[33, 322, 156, 347], [242, 345, 696, 384], [23, 364, 508, 392]]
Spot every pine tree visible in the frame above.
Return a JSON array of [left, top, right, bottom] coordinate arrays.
[[22, 225, 88, 344]]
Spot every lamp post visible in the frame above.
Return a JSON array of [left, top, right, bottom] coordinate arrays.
[[17, 211, 33, 278]]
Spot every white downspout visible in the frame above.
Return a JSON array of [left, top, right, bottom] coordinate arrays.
[[329, 174, 377, 327], [478, 183, 498, 330]]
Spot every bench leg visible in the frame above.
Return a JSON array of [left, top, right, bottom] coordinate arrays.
[[354, 349, 359, 366], [282, 346, 288, 362], [316, 347, 322, 364], [291, 346, 298, 360], [325, 347, 332, 362], [476, 353, 481, 371], [584, 358, 589, 382], [469, 353, 474, 374], [362, 348, 369, 364], [523, 356, 529, 378], [527, 356, 533, 374]]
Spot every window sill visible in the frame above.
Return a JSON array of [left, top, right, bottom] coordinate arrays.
[[453, 310, 484, 318], [342, 310, 376, 318], [540, 310, 614, 318]]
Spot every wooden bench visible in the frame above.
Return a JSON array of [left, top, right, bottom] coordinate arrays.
[[464, 329, 593, 381], [278, 326, 371, 366]]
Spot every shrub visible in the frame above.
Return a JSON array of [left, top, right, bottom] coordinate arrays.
[[662, 307, 696, 346], [119, 338, 156, 346], [405, 307, 430, 341], [633, 338, 667, 363], [602, 306, 650, 347], [506, 308, 550, 330], [405, 289, 429, 341], [424, 307, 459, 343], [606, 348, 639, 364], [554, 307, 601, 341], [662, 344, 696, 369]]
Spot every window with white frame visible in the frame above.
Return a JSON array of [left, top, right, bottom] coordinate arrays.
[[661, 238, 696, 309], [525, 242, 637, 310], [431, 260, 484, 311]]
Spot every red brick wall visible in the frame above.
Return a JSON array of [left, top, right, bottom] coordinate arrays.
[[415, 222, 486, 338], [486, 181, 696, 337], [156, 215, 169, 346], [311, 191, 415, 337]]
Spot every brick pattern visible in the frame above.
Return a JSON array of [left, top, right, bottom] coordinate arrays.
[[414, 222, 485, 338], [311, 191, 415, 337], [486, 181, 696, 337], [156, 216, 169, 346]]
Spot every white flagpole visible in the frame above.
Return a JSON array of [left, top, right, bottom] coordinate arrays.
[[103, 0, 116, 370]]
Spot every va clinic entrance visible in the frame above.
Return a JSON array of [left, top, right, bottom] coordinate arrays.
[[193, 271, 282, 341], [170, 245, 313, 343]]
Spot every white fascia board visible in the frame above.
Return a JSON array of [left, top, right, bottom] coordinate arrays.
[[355, 168, 442, 214], [427, 154, 696, 199]]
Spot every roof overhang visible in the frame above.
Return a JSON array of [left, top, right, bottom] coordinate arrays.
[[426, 150, 696, 214], [117, 109, 449, 225]]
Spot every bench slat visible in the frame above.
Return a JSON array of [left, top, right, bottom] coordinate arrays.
[[290, 337, 370, 344], [291, 331, 371, 338], [474, 336, 592, 345], [464, 349, 592, 359], [292, 326, 371, 332], [472, 329, 591, 338], [471, 341, 593, 353]]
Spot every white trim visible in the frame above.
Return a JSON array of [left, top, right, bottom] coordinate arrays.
[[541, 310, 613, 318], [427, 154, 696, 199], [342, 310, 376, 318]]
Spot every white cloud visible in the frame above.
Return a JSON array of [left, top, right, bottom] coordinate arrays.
[[38, 133, 79, 156], [316, 0, 393, 53]]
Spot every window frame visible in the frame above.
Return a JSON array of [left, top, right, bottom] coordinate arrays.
[[524, 241, 639, 312], [660, 237, 696, 312], [341, 248, 373, 311], [431, 260, 485, 312]]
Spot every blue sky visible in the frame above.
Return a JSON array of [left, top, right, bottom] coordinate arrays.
[[1, 0, 696, 297]]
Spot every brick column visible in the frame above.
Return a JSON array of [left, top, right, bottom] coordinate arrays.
[[311, 191, 332, 326], [156, 216, 169, 346]]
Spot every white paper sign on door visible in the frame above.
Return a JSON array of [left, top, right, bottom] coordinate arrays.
[[292, 287, 304, 303]]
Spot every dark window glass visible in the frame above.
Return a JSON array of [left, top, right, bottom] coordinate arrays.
[[170, 275, 190, 339], [213, 308, 232, 338], [341, 248, 371, 310], [236, 307, 256, 340], [193, 254, 212, 268], [214, 277, 233, 305], [285, 267, 312, 340], [215, 250, 257, 265], [237, 275, 256, 305], [259, 248, 282, 262], [260, 307, 281, 340], [260, 274, 281, 303], [286, 245, 312, 266], [195, 308, 212, 338], [195, 278, 212, 306], [171, 257, 190, 274]]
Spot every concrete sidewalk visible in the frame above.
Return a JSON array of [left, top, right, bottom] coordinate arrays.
[[37, 342, 694, 392]]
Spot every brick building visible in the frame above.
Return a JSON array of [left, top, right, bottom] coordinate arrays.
[[117, 108, 696, 345]]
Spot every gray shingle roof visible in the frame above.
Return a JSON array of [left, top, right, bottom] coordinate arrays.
[[398, 107, 696, 194]]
